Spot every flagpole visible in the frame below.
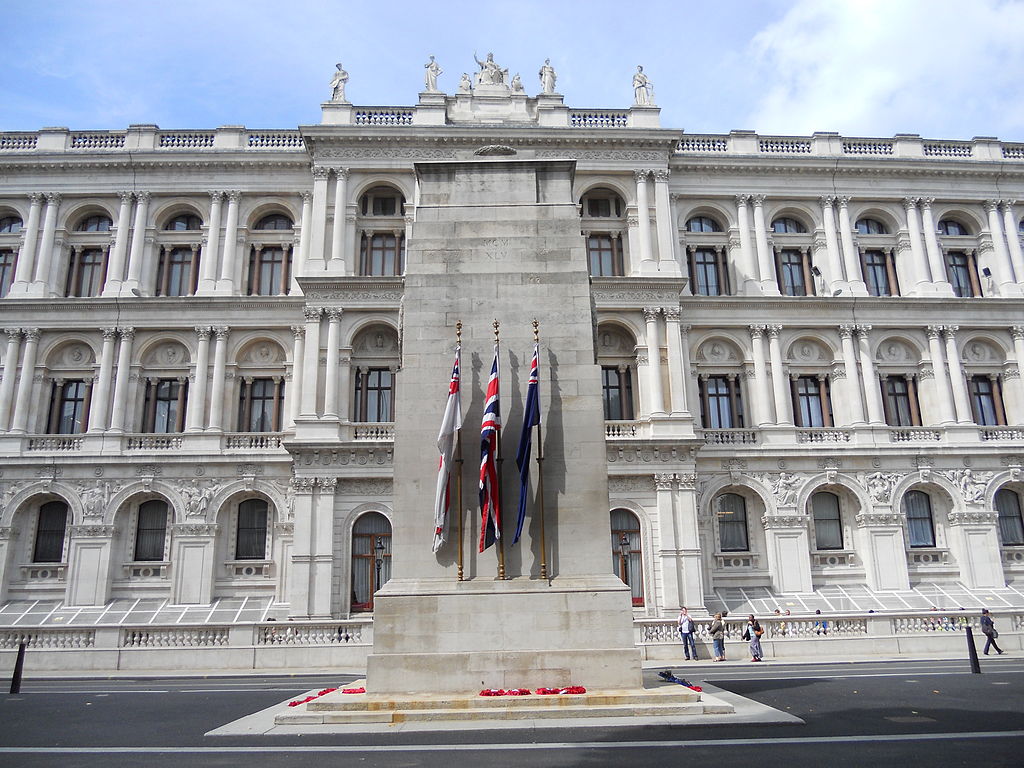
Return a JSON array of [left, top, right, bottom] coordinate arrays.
[[455, 322, 465, 582], [533, 320, 549, 581], [494, 320, 507, 581]]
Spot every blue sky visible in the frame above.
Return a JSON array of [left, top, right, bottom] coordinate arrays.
[[5, 0, 1023, 141]]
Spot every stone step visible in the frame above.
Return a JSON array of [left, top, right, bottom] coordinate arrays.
[[308, 688, 701, 712]]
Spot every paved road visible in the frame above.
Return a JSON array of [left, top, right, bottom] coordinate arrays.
[[2, 660, 1022, 767]]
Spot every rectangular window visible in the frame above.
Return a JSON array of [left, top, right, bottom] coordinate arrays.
[[792, 375, 831, 427], [354, 369, 394, 422], [65, 248, 107, 297], [969, 375, 1004, 426], [360, 233, 402, 276], [143, 379, 187, 433], [587, 234, 623, 277], [248, 247, 290, 296], [862, 249, 898, 297], [777, 249, 811, 296], [689, 248, 729, 296], [0, 250, 16, 297], [33, 502, 68, 563], [237, 378, 283, 432], [133, 501, 168, 561], [700, 375, 743, 429], [235, 500, 268, 560], [48, 380, 89, 435], [812, 493, 844, 550], [717, 493, 749, 552], [946, 251, 980, 297], [905, 491, 936, 548], [996, 490, 1024, 546], [601, 366, 634, 420], [881, 375, 921, 426], [156, 246, 198, 297]]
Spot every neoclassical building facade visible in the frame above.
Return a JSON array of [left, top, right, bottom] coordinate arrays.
[[2, 65, 1024, 650]]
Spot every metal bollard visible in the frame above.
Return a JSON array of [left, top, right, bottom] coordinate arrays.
[[9, 642, 26, 693], [965, 627, 981, 674]]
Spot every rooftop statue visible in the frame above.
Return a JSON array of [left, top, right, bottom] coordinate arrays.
[[633, 65, 653, 106], [473, 51, 508, 86], [511, 73, 524, 94], [539, 58, 557, 94], [424, 55, 443, 92], [458, 73, 472, 93], [330, 63, 349, 103]]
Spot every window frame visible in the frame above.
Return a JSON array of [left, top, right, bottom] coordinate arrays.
[[610, 508, 644, 607], [699, 374, 744, 429], [904, 490, 936, 548], [353, 368, 394, 423], [716, 492, 749, 552], [133, 499, 169, 562], [968, 374, 1005, 426], [880, 374, 921, 427], [142, 378, 188, 434], [47, 379, 90, 435], [350, 511, 392, 612], [791, 375, 832, 428], [33, 501, 69, 564], [996, 488, 1024, 546], [0, 248, 16, 297], [587, 233, 623, 277], [234, 498, 269, 561], [237, 377, 284, 433], [811, 491, 843, 550], [601, 365, 634, 421]]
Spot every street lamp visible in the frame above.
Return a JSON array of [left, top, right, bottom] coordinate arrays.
[[374, 538, 386, 592], [618, 533, 631, 586]]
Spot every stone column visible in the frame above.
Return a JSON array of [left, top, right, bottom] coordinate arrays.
[[669, 193, 683, 269], [748, 324, 772, 425], [197, 191, 222, 294], [902, 197, 930, 292], [288, 325, 305, 428], [838, 325, 866, 424], [984, 200, 1016, 292], [187, 327, 212, 432], [751, 195, 779, 294], [101, 192, 133, 295], [820, 196, 844, 290], [87, 327, 118, 432], [853, 325, 884, 424], [329, 168, 349, 270], [654, 473, 682, 611], [310, 476, 337, 619], [634, 170, 655, 272], [925, 325, 957, 424], [300, 307, 323, 418], [1010, 327, 1024, 425], [323, 308, 343, 418], [735, 195, 757, 291], [31, 193, 61, 294], [10, 329, 40, 434], [837, 196, 867, 294], [11, 193, 43, 293], [338, 350, 353, 423], [663, 310, 690, 417], [652, 170, 678, 274], [217, 191, 240, 291], [64, 525, 115, 606], [287, 477, 316, 618], [309, 167, 330, 271], [1001, 201, 1024, 283], [642, 307, 665, 416], [296, 191, 313, 280], [676, 473, 705, 611], [123, 192, 150, 292], [942, 326, 972, 423], [920, 198, 952, 293], [107, 328, 135, 433], [206, 327, 229, 431], [766, 324, 790, 424], [0, 329, 23, 431]]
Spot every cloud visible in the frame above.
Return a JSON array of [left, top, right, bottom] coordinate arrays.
[[743, 0, 1024, 140]]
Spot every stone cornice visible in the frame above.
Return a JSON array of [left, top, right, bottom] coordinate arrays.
[[590, 277, 688, 310], [670, 155, 1024, 181]]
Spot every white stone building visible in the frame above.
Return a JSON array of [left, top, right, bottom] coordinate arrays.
[[1, 59, 1024, 669]]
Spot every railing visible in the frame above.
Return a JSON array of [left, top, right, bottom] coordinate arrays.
[[796, 428, 851, 443], [125, 435, 183, 450], [923, 141, 973, 157], [26, 436, 82, 451], [248, 131, 305, 149], [352, 423, 395, 440], [1004, 145, 1024, 159], [1003, 548, 1024, 565], [70, 132, 126, 149], [907, 548, 951, 566], [223, 432, 285, 449], [605, 421, 641, 438], [702, 428, 758, 445], [842, 139, 894, 155], [812, 551, 857, 567], [889, 428, 942, 442], [353, 108, 414, 126], [121, 627, 230, 648], [759, 137, 812, 154], [677, 136, 727, 152], [980, 426, 1024, 441], [20, 564, 67, 580], [569, 110, 629, 129], [637, 615, 867, 643], [0, 133, 38, 150], [256, 622, 364, 646], [158, 131, 215, 148], [0, 629, 95, 649], [714, 553, 760, 569]]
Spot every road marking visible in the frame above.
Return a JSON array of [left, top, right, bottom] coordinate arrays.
[[1, 731, 1024, 753]]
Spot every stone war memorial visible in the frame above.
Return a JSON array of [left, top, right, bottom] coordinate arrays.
[[1, 52, 1024, 689]]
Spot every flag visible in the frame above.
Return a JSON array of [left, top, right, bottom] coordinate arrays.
[[479, 344, 501, 552], [432, 343, 462, 553], [513, 342, 540, 543]]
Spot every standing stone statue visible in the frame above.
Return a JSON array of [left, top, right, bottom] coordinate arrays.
[[511, 73, 524, 94], [473, 51, 508, 86], [458, 73, 472, 93], [329, 63, 349, 102], [632, 65, 653, 106], [424, 55, 443, 92], [538, 58, 557, 94]]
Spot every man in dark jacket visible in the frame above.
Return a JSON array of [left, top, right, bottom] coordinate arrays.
[[980, 608, 1004, 655]]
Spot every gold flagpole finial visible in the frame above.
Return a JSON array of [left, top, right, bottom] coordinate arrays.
[[455, 320, 462, 344], [532, 318, 539, 342], [493, 319, 500, 342]]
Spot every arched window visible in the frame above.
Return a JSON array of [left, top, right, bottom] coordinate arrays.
[[580, 188, 623, 219], [581, 189, 627, 276], [235, 499, 268, 560], [0, 215, 23, 233], [855, 218, 887, 235], [811, 492, 843, 550], [717, 492, 749, 551], [361, 187, 405, 217], [76, 214, 112, 232], [687, 216, 722, 233], [33, 501, 68, 563], [903, 490, 936, 548], [351, 512, 392, 612], [996, 488, 1024, 546], [937, 219, 970, 236], [163, 213, 202, 231], [610, 509, 643, 606], [134, 499, 169, 561], [253, 214, 293, 231], [772, 217, 806, 234]]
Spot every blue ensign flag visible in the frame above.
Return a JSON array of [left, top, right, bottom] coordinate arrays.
[[513, 343, 540, 544]]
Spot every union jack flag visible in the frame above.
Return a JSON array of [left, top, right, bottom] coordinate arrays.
[[432, 343, 462, 553], [479, 344, 502, 552], [513, 342, 540, 544]]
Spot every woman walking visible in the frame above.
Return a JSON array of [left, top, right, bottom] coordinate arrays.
[[709, 613, 726, 662], [742, 614, 764, 661]]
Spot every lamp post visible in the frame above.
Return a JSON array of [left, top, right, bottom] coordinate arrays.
[[374, 537, 386, 594], [618, 533, 631, 586]]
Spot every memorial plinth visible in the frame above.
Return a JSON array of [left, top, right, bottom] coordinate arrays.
[[365, 157, 642, 694]]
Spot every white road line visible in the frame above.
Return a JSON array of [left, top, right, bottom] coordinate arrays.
[[2, 731, 1024, 753]]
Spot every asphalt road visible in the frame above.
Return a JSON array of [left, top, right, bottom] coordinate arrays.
[[2, 659, 1022, 767]]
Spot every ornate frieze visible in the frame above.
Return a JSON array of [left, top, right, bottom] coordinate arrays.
[[864, 471, 903, 504], [856, 511, 904, 528], [761, 514, 807, 529], [172, 523, 219, 537], [607, 476, 654, 493], [947, 511, 998, 526], [69, 525, 115, 538]]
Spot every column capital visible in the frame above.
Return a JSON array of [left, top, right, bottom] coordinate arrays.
[[748, 323, 767, 338], [902, 196, 920, 211], [853, 323, 872, 337], [1000, 199, 1016, 211], [633, 169, 651, 182], [117, 327, 135, 341], [626, 215, 639, 228], [5, 328, 23, 342], [750, 194, 766, 206], [312, 166, 331, 180], [27, 192, 44, 204], [195, 326, 212, 340], [208, 190, 223, 202], [22, 328, 41, 343], [45, 192, 62, 205], [662, 307, 681, 322], [765, 323, 782, 338], [837, 195, 851, 208], [327, 307, 344, 322], [303, 306, 324, 322], [642, 307, 661, 322], [100, 327, 118, 341], [941, 324, 959, 338], [117, 191, 134, 204], [1010, 325, 1024, 341], [291, 476, 316, 493], [925, 325, 943, 340], [300, 190, 313, 204], [134, 191, 151, 203], [735, 193, 750, 206], [225, 190, 241, 203], [291, 325, 306, 339], [317, 476, 339, 491], [670, 192, 681, 203], [335, 167, 351, 180], [654, 473, 675, 491], [838, 324, 856, 339], [919, 197, 935, 209], [983, 199, 1000, 214], [212, 326, 229, 340], [652, 169, 670, 183], [819, 195, 836, 207]]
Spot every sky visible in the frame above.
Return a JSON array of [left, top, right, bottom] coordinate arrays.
[[4, 0, 1023, 141]]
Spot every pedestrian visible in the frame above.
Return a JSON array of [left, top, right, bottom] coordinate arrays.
[[709, 613, 726, 662], [980, 608, 1004, 655], [678, 606, 698, 661], [813, 608, 829, 636], [742, 614, 764, 661]]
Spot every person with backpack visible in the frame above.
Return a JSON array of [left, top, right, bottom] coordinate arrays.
[[742, 614, 764, 662]]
